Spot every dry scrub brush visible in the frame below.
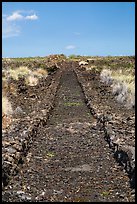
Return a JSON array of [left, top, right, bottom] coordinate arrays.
[[8, 66, 31, 80], [25, 75, 39, 86], [100, 69, 135, 109], [2, 95, 13, 116], [4, 66, 48, 87], [33, 68, 48, 78], [2, 65, 49, 118]]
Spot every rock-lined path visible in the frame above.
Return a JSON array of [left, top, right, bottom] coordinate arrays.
[[2, 63, 134, 202]]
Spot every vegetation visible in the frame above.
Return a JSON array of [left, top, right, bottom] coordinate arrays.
[[2, 95, 13, 116], [100, 63, 135, 109], [8, 66, 31, 80]]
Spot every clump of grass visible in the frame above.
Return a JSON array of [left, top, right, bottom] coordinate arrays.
[[25, 75, 39, 86], [126, 92, 135, 109], [2, 95, 13, 116], [9, 66, 31, 80], [100, 68, 135, 109], [100, 191, 110, 197], [100, 69, 113, 85], [25, 68, 48, 86], [47, 152, 55, 157], [2, 78, 8, 92], [112, 73, 134, 84], [111, 81, 127, 96], [3, 76, 18, 96], [7, 66, 48, 87], [33, 68, 48, 78], [125, 82, 135, 109]]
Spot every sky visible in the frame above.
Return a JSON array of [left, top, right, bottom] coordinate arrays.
[[2, 2, 135, 58]]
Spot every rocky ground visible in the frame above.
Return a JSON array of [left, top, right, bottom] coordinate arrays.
[[73, 62, 135, 187], [2, 60, 135, 202]]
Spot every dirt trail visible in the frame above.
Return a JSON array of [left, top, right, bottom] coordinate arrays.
[[48, 66, 92, 125], [2, 63, 134, 202]]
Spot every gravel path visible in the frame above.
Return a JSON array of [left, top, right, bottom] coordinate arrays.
[[2, 64, 134, 202]]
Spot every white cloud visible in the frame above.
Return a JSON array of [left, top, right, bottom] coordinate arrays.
[[7, 11, 24, 21], [6, 10, 38, 21], [65, 45, 76, 50], [2, 10, 38, 38], [25, 14, 38, 20], [2, 18, 20, 38]]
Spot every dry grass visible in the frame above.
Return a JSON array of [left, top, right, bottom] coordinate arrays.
[[2, 96, 13, 129], [3, 66, 48, 87], [2, 77, 17, 96], [8, 66, 31, 80], [100, 68, 135, 109], [2, 95, 13, 116], [25, 68, 48, 86], [25, 75, 39, 86], [126, 91, 135, 109], [126, 81, 135, 93], [33, 68, 48, 78], [111, 70, 135, 95], [112, 73, 134, 84], [100, 69, 113, 85]]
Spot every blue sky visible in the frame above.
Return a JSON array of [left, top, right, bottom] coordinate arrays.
[[2, 2, 135, 57]]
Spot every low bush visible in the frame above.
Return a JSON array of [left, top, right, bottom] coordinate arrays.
[[33, 68, 48, 78], [8, 66, 31, 80], [100, 69, 113, 85], [25, 75, 39, 86], [100, 68, 135, 109]]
